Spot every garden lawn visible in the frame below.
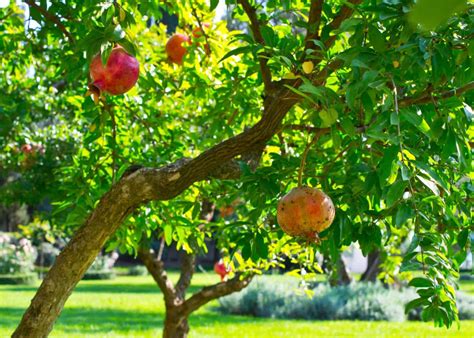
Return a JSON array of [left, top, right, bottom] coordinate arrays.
[[1, 273, 473, 338]]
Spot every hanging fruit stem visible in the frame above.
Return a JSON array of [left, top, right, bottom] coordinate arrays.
[[297, 130, 323, 187]]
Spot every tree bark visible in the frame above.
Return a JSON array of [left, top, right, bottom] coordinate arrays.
[[163, 308, 189, 338], [360, 250, 381, 282]]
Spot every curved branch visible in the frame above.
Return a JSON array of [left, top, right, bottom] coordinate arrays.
[[304, 0, 324, 53], [399, 81, 474, 107], [175, 253, 196, 300], [181, 274, 253, 316], [12, 84, 299, 338], [137, 247, 177, 306], [24, 0, 75, 44], [323, 0, 362, 49], [237, 0, 273, 89]]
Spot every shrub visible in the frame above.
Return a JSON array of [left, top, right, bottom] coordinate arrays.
[[218, 276, 474, 322], [0, 273, 37, 285], [83, 252, 119, 280], [36, 242, 60, 267], [128, 265, 148, 276], [457, 292, 474, 320], [0, 232, 37, 275]]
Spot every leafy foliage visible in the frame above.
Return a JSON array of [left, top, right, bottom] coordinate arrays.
[[0, 0, 472, 329]]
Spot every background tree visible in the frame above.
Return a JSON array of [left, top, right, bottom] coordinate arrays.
[[0, 0, 471, 337]]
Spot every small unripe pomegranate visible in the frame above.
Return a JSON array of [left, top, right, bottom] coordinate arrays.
[[192, 23, 210, 39], [21, 144, 33, 154], [277, 186, 335, 239], [192, 23, 211, 55], [89, 46, 139, 95], [214, 259, 230, 281], [166, 33, 190, 64]]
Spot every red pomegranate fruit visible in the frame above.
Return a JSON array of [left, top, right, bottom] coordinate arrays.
[[214, 260, 230, 281], [21, 144, 33, 154], [166, 33, 190, 64], [277, 186, 335, 239], [89, 46, 139, 95]]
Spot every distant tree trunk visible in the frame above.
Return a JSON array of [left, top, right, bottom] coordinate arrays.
[[338, 257, 352, 285], [360, 250, 381, 282], [327, 256, 352, 286]]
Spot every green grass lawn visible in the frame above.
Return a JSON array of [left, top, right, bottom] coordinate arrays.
[[1, 273, 473, 338]]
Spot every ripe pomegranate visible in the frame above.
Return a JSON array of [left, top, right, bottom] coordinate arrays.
[[214, 259, 230, 281], [277, 186, 335, 239], [166, 33, 190, 64], [89, 46, 139, 95]]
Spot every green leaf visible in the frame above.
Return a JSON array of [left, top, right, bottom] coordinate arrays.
[[377, 145, 399, 185], [242, 242, 251, 260], [408, 0, 468, 31], [405, 297, 429, 314], [395, 204, 414, 227], [457, 229, 469, 248], [163, 225, 173, 245], [255, 232, 268, 259], [210, 0, 219, 11], [409, 277, 433, 288], [441, 129, 457, 161], [219, 46, 253, 62], [319, 109, 338, 127], [401, 109, 432, 138], [368, 25, 385, 52], [414, 161, 448, 191], [386, 180, 407, 207], [100, 42, 113, 65], [416, 175, 440, 196]]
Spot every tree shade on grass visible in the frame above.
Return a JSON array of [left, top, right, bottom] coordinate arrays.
[[1, 274, 474, 338]]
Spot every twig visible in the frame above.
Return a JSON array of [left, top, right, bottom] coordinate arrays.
[[191, 7, 212, 56], [157, 237, 165, 261], [297, 129, 325, 187], [399, 81, 474, 107], [103, 104, 117, 184], [237, 0, 273, 89], [24, 0, 75, 44], [304, 0, 324, 53], [323, 0, 362, 50]]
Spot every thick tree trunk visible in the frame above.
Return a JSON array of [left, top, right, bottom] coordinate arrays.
[[360, 250, 381, 282], [163, 308, 189, 338]]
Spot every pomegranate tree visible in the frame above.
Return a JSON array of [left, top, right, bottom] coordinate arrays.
[[277, 186, 335, 240], [89, 45, 139, 95]]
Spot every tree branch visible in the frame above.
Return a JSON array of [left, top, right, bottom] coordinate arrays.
[[181, 274, 253, 316], [175, 253, 196, 300], [137, 247, 177, 307], [323, 0, 362, 49], [399, 81, 474, 107], [237, 0, 273, 90], [304, 0, 324, 53], [24, 0, 75, 44], [13, 83, 299, 337]]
